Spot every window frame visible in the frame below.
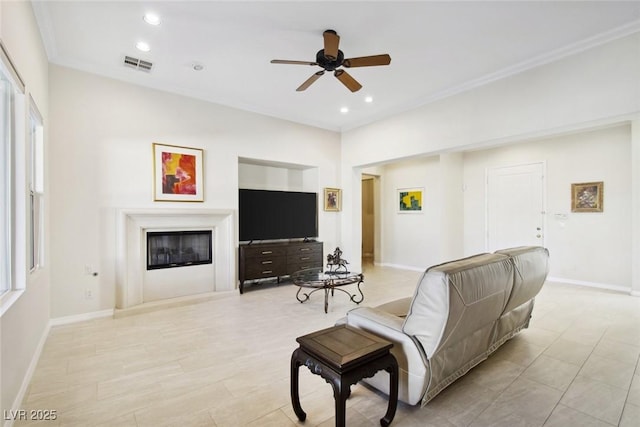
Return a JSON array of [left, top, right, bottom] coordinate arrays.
[[28, 98, 45, 272], [0, 40, 26, 313]]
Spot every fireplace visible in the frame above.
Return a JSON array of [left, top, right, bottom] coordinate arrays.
[[116, 209, 235, 309], [147, 230, 212, 270]]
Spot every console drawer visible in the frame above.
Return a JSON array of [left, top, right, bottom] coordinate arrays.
[[242, 246, 287, 259], [287, 252, 323, 268], [244, 258, 286, 279], [239, 241, 323, 293]]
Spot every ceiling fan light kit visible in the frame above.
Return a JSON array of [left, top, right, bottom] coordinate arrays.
[[271, 29, 391, 93]]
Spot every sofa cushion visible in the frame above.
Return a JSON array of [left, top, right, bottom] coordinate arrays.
[[402, 253, 513, 358], [495, 246, 549, 314], [375, 297, 412, 318]]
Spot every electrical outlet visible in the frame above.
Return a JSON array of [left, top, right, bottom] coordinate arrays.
[[84, 289, 93, 299]]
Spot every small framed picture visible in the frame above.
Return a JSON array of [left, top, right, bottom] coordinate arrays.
[[571, 181, 603, 212], [324, 188, 341, 212], [153, 143, 204, 202], [398, 187, 424, 213]]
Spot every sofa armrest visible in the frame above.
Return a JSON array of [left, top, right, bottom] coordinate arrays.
[[344, 307, 428, 370], [342, 306, 430, 405]]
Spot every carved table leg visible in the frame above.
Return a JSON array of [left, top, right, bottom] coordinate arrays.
[[290, 349, 307, 421], [380, 355, 399, 427], [331, 377, 349, 427]]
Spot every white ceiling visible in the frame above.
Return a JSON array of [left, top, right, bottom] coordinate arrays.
[[32, 1, 640, 132]]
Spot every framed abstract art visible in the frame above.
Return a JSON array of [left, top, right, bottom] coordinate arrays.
[[152, 143, 204, 202], [398, 187, 423, 213]]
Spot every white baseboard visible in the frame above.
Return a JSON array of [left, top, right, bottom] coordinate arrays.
[[377, 262, 425, 272], [4, 322, 51, 427], [546, 276, 632, 295], [49, 309, 114, 326]]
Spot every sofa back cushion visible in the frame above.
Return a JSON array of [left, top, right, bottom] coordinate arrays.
[[402, 253, 513, 358], [495, 246, 549, 314]]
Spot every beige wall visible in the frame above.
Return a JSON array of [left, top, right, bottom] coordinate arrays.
[[0, 0, 50, 417], [341, 33, 640, 275], [464, 124, 632, 289], [48, 65, 341, 318], [363, 125, 633, 291]]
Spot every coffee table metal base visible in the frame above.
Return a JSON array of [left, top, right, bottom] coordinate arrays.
[[295, 283, 363, 313], [293, 270, 364, 313]]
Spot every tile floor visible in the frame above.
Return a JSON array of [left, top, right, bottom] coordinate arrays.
[[16, 264, 640, 426]]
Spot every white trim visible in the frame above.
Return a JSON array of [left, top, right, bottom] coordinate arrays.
[[342, 20, 640, 132], [547, 276, 632, 295], [30, 1, 58, 60], [631, 291, 640, 298], [0, 40, 25, 91], [49, 309, 114, 326], [4, 321, 51, 427], [377, 262, 425, 272], [0, 289, 24, 317]]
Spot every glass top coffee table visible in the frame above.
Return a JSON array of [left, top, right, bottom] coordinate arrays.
[[292, 267, 364, 313]]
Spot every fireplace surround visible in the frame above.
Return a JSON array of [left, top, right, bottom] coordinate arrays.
[[116, 209, 235, 309]]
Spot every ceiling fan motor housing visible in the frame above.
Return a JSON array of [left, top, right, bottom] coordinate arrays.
[[316, 49, 344, 71]]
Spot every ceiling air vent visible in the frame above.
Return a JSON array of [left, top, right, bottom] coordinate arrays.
[[124, 56, 153, 72]]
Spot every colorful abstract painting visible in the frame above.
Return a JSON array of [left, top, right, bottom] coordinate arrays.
[[153, 143, 204, 202], [398, 188, 423, 213], [162, 151, 197, 195]]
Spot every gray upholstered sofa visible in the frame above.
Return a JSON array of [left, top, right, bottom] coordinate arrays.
[[338, 246, 549, 406]]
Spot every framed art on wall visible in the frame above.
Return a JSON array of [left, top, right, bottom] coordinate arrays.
[[571, 181, 603, 212], [324, 188, 342, 211], [153, 143, 204, 202], [398, 187, 423, 213]]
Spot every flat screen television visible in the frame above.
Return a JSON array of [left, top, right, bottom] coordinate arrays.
[[239, 189, 318, 242]]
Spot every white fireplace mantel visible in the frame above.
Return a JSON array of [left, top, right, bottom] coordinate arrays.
[[116, 208, 235, 309]]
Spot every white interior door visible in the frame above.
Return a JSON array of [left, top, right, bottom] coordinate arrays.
[[487, 162, 545, 252]]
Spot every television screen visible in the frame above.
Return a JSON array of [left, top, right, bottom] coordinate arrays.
[[239, 189, 318, 241]]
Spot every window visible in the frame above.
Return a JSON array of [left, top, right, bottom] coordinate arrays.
[[0, 61, 11, 296], [1, 41, 25, 300], [29, 102, 44, 271]]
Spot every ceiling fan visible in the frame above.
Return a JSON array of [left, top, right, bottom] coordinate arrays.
[[270, 29, 391, 93]]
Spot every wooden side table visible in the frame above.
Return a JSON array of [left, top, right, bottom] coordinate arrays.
[[290, 325, 398, 427]]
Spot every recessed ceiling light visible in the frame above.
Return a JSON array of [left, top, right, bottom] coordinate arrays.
[[143, 13, 161, 26], [136, 41, 150, 52], [364, 96, 373, 103], [340, 107, 349, 114]]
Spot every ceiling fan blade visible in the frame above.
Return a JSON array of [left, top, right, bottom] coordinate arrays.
[[271, 59, 318, 66], [323, 30, 340, 60], [296, 71, 325, 91], [343, 54, 391, 68], [334, 69, 362, 92]]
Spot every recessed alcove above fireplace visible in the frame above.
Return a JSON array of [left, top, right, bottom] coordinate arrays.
[[116, 209, 235, 309]]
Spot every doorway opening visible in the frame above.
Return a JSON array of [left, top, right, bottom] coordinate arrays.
[[362, 175, 377, 265]]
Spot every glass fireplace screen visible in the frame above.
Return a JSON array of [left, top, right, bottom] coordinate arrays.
[[147, 230, 212, 270]]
